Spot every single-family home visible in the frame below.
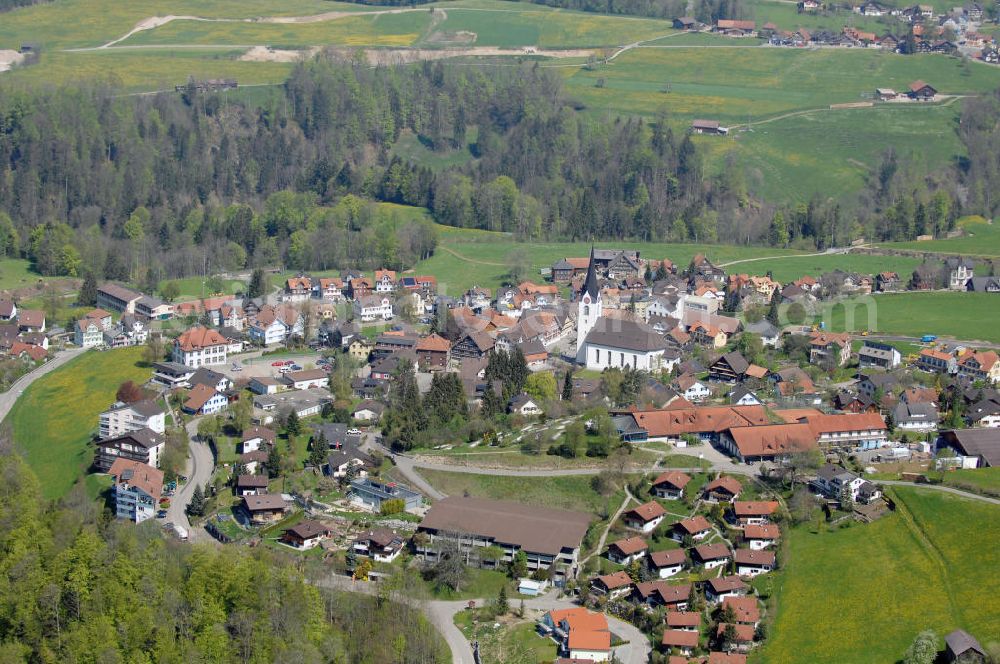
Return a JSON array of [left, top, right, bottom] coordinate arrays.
[[241, 494, 288, 525], [623, 501, 667, 533], [743, 524, 780, 550], [109, 458, 163, 524], [182, 384, 228, 415], [734, 549, 776, 577], [509, 393, 543, 417], [675, 374, 711, 402], [673, 515, 713, 542], [893, 400, 939, 431], [704, 476, 742, 502], [692, 542, 732, 570], [634, 581, 692, 610], [189, 367, 232, 393], [591, 571, 634, 600], [666, 611, 701, 632], [325, 447, 371, 479], [249, 305, 304, 345], [352, 400, 385, 422], [607, 536, 648, 565], [240, 425, 276, 453], [662, 629, 700, 657], [651, 470, 691, 499], [704, 575, 749, 603], [809, 331, 851, 367], [279, 520, 332, 549], [539, 607, 611, 663], [648, 548, 686, 579], [235, 474, 270, 496], [353, 529, 406, 563], [733, 501, 779, 526]]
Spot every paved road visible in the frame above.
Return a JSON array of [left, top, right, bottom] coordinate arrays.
[[880, 480, 1000, 505], [0, 347, 85, 422], [164, 418, 216, 543], [316, 575, 650, 664]]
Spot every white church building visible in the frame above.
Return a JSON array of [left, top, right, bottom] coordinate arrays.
[[575, 249, 677, 372]]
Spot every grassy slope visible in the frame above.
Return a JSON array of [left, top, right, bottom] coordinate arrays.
[[0, 258, 52, 291], [941, 467, 1000, 495], [415, 468, 621, 516], [762, 487, 1000, 663], [7, 347, 150, 500], [825, 291, 1000, 342]]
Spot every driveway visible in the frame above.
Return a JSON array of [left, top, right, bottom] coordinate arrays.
[[0, 347, 85, 422]]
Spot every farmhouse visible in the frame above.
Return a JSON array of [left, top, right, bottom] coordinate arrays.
[[939, 428, 1000, 467], [908, 80, 937, 99], [416, 496, 591, 577], [691, 119, 729, 135], [809, 331, 851, 367]]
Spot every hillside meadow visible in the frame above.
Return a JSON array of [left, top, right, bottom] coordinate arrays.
[[760, 487, 1000, 663], [6, 347, 150, 500]]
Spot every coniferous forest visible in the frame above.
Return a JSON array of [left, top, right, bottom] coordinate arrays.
[[0, 56, 995, 282]]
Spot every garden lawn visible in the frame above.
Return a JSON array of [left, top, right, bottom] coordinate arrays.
[[6, 347, 150, 500], [761, 486, 1000, 663], [824, 291, 1000, 343], [416, 468, 624, 516]]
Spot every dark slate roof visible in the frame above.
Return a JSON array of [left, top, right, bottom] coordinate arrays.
[[580, 246, 601, 299], [583, 317, 666, 353], [945, 629, 984, 657]]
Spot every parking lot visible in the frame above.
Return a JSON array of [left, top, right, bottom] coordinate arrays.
[[222, 351, 328, 380]]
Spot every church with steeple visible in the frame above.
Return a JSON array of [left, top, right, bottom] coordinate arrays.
[[575, 247, 602, 364]]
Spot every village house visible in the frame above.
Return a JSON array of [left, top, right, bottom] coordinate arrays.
[[75, 318, 105, 348], [607, 536, 648, 565], [692, 542, 732, 570], [353, 529, 406, 563], [673, 515, 713, 542], [623, 501, 667, 533], [94, 428, 165, 471], [675, 374, 711, 402], [241, 494, 287, 525], [249, 304, 304, 345], [704, 476, 742, 502], [235, 474, 270, 496], [651, 470, 691, 499], [947, 257, 975, 290], [733, 549, 776, 577], [240, 425, 276, 453], [99, 400, 166, 438], [648, 548, 687, 578], [539, 607, 612, 662], [353, 295, 394, 322], [704, 575, 749, 603], [109, 459, 163, 524], [957, 350, 1000, 384], [284, 276, 312, 302], [732, 501, 779, 526], [325, 447, 371, 479], [876, 271, 902, 291], [173, 326, 228, 367], [858, 341, 901, 370], [279, 520, 332, 549], [591, 571, 634, 600], [893, 400, 939, 431], [743, 524, 780, 550], [634, 580, 691, 610], [415, 333, 451, 370], [662, 629, 700, 657], [182, 384, 228, 415], [352, 400, 385, 422], [809, 331, 852, 367]]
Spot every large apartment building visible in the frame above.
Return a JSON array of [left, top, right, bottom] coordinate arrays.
[[98, 400, 166, 438], [109, 459, 163, 523], [173, 326, 229, 367], [94, 428, 165, 472]]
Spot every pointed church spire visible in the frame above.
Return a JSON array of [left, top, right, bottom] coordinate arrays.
[[581, 246, 600, 299]]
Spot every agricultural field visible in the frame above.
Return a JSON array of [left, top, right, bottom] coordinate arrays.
[[0, 258, 55, 291], [761, 486, 1000, 664], [6, 347, 151, 500], [748, 1, 888, 33], [879, 216, 1000, 257], [566, 49, 1000, 123], [824, 291, 1000, 342], [167, 275, 246, 301], [706, 102, 966, 203]]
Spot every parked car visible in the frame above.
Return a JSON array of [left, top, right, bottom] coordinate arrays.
[[283, 360, 295, 366], [347, 428, 362, 436], [231, 363, 242, 372], [271, 361, 283, 367], [157, 510, 167, 519], [290, 364, 303, 371]]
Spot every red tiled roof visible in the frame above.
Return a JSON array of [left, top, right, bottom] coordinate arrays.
[[609, 536, 648, 556], [652, 470, 691, 490], [733, 501, 779, 517], [175, 326, 227, 352], [626, 501, 666, 524]]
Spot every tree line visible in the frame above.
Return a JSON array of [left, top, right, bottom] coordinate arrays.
[[0, 56, 993, 283]]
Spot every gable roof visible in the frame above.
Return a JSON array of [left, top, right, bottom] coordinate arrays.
[[733, 549, 776, 566], [676, 515, 712, 535], [734, 500, 779, 517], [109, 458, 163, 499], [625, 501, 667, 524], [628, 405, 769, 438], [652, 470, 691, 491], [649, 549, 686, 567], [705, 476, 743, 496], [584, 317, 666, 353], [609, 536, 648, 556], [184, 384, 221, 412]]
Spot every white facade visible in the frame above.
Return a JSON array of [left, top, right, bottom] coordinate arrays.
[[575, 291, 602, 364], [568, 647, 610, 663], [584, 344, 666, 372], [681, 381, 711, 402], [114, 483, 158, 523], [656, 562, 684, 579], [249, 319, 289, 346], [173, 343, 227, 368], [354, 297, 394, 322], [75, 321, 104, 348], [99, 402, 166, 438]]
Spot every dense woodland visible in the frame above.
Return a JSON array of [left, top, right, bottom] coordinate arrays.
[[0, 444, 447, 663], [0, 56, 989, 283]]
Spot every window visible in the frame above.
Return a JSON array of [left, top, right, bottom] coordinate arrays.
[[594, 348, 600, 364], [583, 305, 590, 316]]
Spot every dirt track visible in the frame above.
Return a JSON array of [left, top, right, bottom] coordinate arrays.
[[0, 49, 25, 72]]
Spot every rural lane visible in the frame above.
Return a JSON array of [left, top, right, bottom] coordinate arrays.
[[315, 575, 651, 664], [0, 347, 86, 423], [164, 418, 216, 543]]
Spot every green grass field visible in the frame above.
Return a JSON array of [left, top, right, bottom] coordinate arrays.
[[709, 103, 965, 203], [762, 486, 1000, 663], [167, 275, 246, 301], [941, 467, 1000, 496], [879, 216, 1000, 257], [415, 468, 623, 516], [749, 1, 888, 33], [824, 291, 1000, 342], [0, 258, 52, 291], [6, 347, 151, 500]]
